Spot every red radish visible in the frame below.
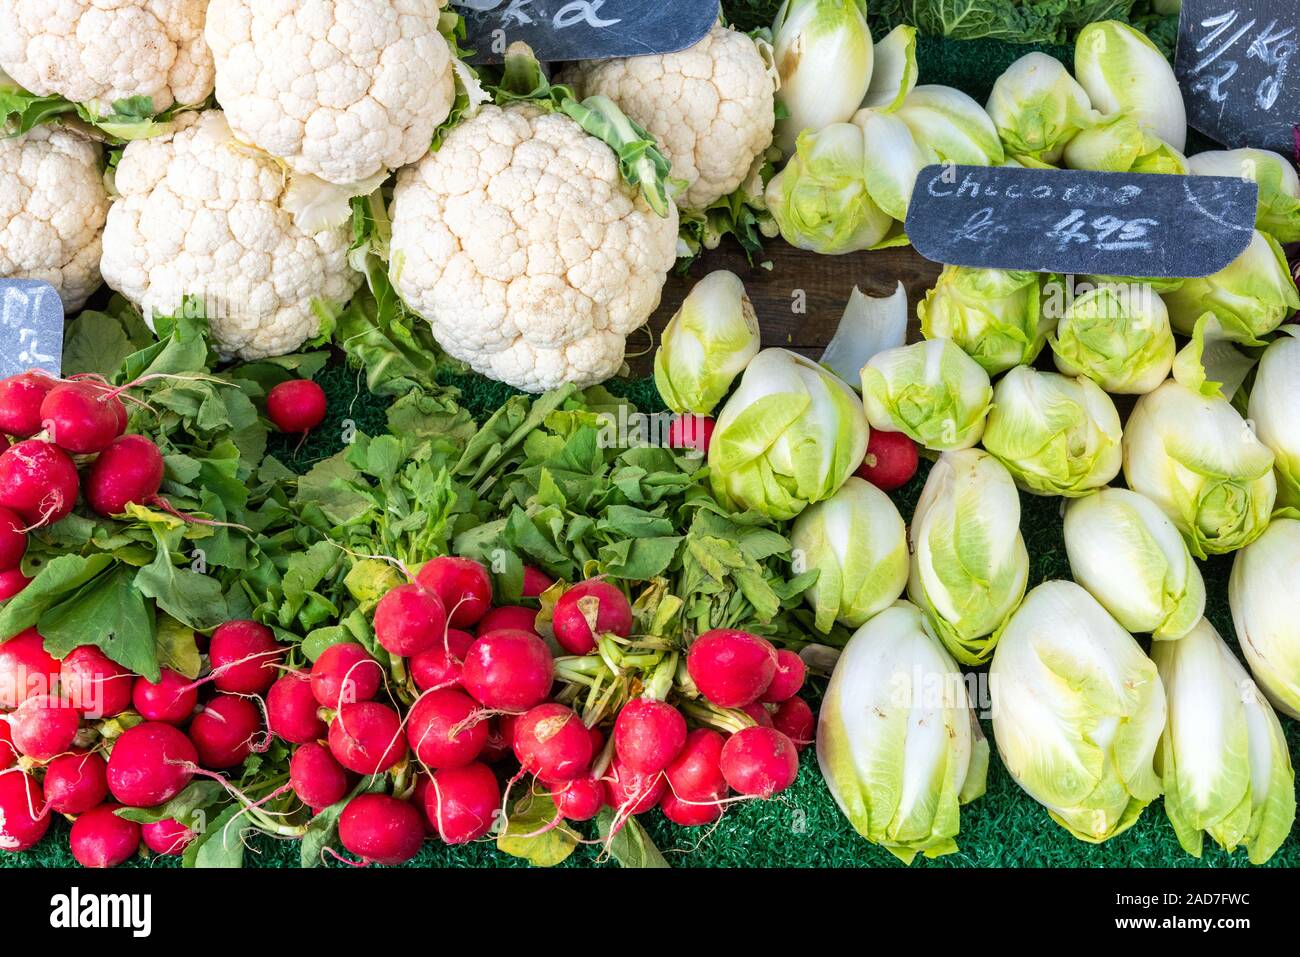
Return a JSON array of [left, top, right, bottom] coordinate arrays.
[[0, 720, 16, 769], [60, 645, 134, 718], [190, 694, 262, 769], [552, 580, 633, 655], [416, 557, 492, 628], [613, 698, 686, 775], [498, 713, 521, 751], [555, 777, 604, 821], [513, 703, 592, 782], [603, 757, 666, 816], [374, 584, 448, 658], [0, 439, 79, 526], [664, 728, 728, 802], [141, 818, 195, 856], [522, 566, 554, 599], [268, 672, 327, 744], [339, 793, 425, 865], [740, 701, 774, 728], [327, 702, 407, 775], [479, 718, 512, 764], [39, 381, 125, 454], [0, 372, 57, 438], [106, 722, 197, 807], [760, 649, 806, 703], [0, 627, 60, 708], [0, 772, 48, 851], [660, 790, 724, 826], [70, 804, 140, 868], [588, 724, 605, 755], [667, 414, 716, 453], [290, 742, 350, 811], [310, 643, 383, 707], [10, 694, 78, 760], [0, 567, 30, 601], [0, 505, 26, 571], [856, 429, 919, 491], [475, 605, 538, 637], [84, 434, 165, 517], [209, 620, 284, 695], [719, 727, 799, 797], [266, 379, 328, 434], [686, 629, 778, 708], [772, 697, 814, 749], [423, 763, 500, 844], [131, 669, 198, 724], [406, 688, 487, 769], [461, 630, 554, 712], [409, 628, 475, 692], [42, 751, 109, 814]]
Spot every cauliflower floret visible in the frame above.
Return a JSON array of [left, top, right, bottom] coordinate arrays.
[[389, 103, 679, 393], [0, 125, 108, 311], [562, 24, 776, 211], [205, 0, 456, 187], [100, 111, 362, 359], [0, 0, 213, 113]]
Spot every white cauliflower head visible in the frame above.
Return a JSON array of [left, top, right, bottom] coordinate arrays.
[[100, 111, 362, 359], [0, 125, 108, 311], [561, 23, 777, 211], [205, 0, 456, 187], [0, 0, 214, 113], [389, 103, 679, 393]]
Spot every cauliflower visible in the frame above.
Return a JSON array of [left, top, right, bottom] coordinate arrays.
[[0, 125, 108, 311], [561, 23, 777, 211], [389, 103, 679, 393], [100, 111, 362, 359], [205, 0, 456, 187], [0, 0, 213, 114]]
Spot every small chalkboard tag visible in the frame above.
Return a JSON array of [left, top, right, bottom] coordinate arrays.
[[1175, 0, 1298, 153], [0, 279, 63, 379], [905, 165, 1258, 278], [453, 0, 719, 64]]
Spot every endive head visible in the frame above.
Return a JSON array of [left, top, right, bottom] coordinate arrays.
[[1064, 487, 1205, 641], [990, 580, 1166, 843], [982, 367, 1123, 497], [818, 601, 988, 864], [1187, 148, 1300, 244], [918, 266, 1052, 376], [1062, 112, 1187, 174], [895, 85, 1005, 166], [1230, 518, 1300, 719], [791, 477, 910, 633], [709, 348, 869, 521], [1246, 333, 1300, 509], [1122, 379, 1276, 557], [908, 449, 1029, 665], [653, 270, 761, 416], [986, 52, 1098, 164], [1050, 282, 1175, 394], [1074, 20, 1187, 152], [860, 338, 993, 451], [1152, 617, 1296, 864]]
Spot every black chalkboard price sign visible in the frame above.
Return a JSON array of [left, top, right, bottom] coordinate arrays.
[[905, 165, 1258, 278], [1174, 0, 1298, 153], [0, 279, 63, 379], [453, 0, 720, 64]]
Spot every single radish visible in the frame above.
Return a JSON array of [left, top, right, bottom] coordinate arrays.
[[666, 414, 716, 454], [327, 702, 407, 775], [0, 371, 57, 438], [475, 605, 539, 637], [587, 724, 605, 755], [423, 763, 500, 844], [131, 669, 198, 724], [0, 627, 60, 708], [513, 703, 592, 782], [740, 701, 774, 728], [719, 727, 799, 798], [106, 722, 197, 807], [0, 773, 49, 851], [856, 429, 919, 491], [686, 629, 778, 708], [266, 379, 328, 434], [60, 645, 134, 718], [310, 642, 383, 708], [10, 694, 78, 760], [416, 557, 492, 628], [0, 439, 79, 526], [141, 818, 195, 856], [373, 583, 447, 657], [603, 757, 666, 816], [461, 629, 554, 712], [772, 697, 814, 749], [613, 698, 686, 775], [555, 777, 604, 821], [409, 628, 475, 692], [84, 434, 165, 517], [290, 742, 351, 811], [39, 381, 125, 454], [69, 804, 140, 868], [664, 728, 728, 802], [522, 566, 554, 599], [190, 694, 262, 769], [0, 505, 26, 571], [552, 580, 633, 655], [209, 620, 284, 695], [339, 794, 424, 866], [42, 751, 109, 814], [0, 720, 16, 769], [0, 567, 30, 601], [406, 688, 488, 770], [760, 649, 806, 703], [660, 789, 724, 826], [479, 717, 512, 764], [267, 672, 327, 744]]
